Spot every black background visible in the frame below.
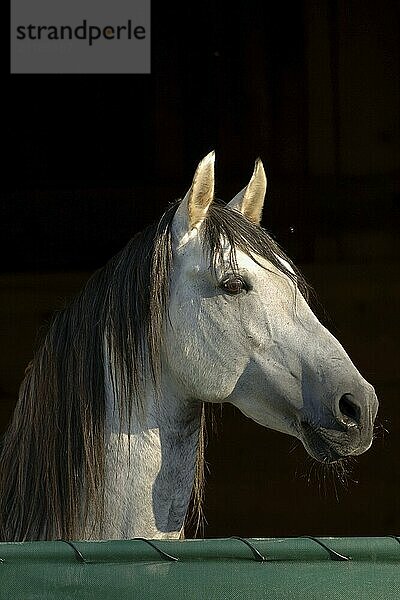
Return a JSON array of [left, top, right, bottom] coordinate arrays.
[[1, 0, 399, 536]]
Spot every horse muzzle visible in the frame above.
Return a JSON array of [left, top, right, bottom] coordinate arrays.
[[300, 386, 378, 463]]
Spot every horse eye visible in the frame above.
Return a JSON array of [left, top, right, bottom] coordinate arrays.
[[221, 275, 248, 295]]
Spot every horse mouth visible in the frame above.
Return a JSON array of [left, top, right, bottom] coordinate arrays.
[[300, 421, 353, 463]]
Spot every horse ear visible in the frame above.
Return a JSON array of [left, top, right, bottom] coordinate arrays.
[[173, 151, 215, 237], [227, 158, 267, 225]]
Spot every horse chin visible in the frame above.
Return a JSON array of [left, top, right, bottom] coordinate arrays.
[[300, 421, 360, 464]]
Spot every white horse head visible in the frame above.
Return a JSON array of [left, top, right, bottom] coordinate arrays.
[[165, 151, 378, 462], [0, 151, 379, 542]]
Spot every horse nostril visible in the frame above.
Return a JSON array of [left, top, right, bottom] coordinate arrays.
[[338, 394, 361, 427]]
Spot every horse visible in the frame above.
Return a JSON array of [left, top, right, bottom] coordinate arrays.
[[0, 152, 378, 541]]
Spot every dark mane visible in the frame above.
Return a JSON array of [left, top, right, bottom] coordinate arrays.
[[0, 199, 308, 541], [0, 204, 176, 541]]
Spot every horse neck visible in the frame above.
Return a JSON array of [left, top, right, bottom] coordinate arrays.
[[99, 372, 202, 540]]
